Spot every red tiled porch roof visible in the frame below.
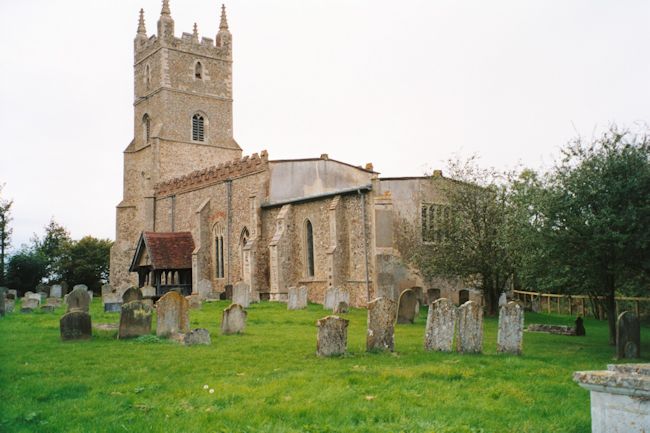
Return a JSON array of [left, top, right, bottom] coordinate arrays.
[[129, 232, 195, 271]]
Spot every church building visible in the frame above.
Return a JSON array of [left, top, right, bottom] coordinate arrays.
[[109, 1, 477, 307]]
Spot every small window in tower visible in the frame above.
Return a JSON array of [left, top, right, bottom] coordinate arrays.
[[195, 62, 203, 79], [192, 114, 205, 141], [143, 114, 151, 142], [145, 64, 151, 90]]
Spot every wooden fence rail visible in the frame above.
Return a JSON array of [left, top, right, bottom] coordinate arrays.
[[512, 290, 650, 318]]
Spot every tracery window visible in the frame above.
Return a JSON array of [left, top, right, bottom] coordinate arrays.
[[192, 113, 205, 141]]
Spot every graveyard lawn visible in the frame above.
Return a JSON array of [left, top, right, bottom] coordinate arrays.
[[1, 301, 649, 433]]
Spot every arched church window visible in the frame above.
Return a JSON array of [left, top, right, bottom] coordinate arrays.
[[305, 219, 315, 277], [143, 114, 151, 142], [192, 113, 205, 142], [214, 224, 225, 279], [239, 227, 250, 279], [195, 61, 203, 79]]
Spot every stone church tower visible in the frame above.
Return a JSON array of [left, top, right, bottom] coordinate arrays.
[[110, 1, 242, 288]]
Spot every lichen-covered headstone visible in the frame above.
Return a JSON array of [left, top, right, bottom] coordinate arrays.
[[397, 289, 417, 324], [184, 328, 211, 345], [50, 284, 63, 298], [424, 298, 457, 352], [60, 311, 92, 341], [497, 301, 523, 355], [156, 291, 190, 337], [232, 282, 250, 308], [221, 303, 247, 334], [21, 297, 38, 312], [317, 316, 349, 357], [616, 311, 640, 359], [288, 286, 308, 310], [118, 301, 153, 339], [197, 279, 213, 300], [457, 301, 483, 354], [66, 287, 91, 313], [366, 297, 397, 352], [122, 287, 143, 304]]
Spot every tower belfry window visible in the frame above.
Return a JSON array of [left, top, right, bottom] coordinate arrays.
[[195, 62, 203, 79], [192, 114, 205, 141], [143, 114, 151, 142]]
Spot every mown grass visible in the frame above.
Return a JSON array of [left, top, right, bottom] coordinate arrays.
[[0, 300, 648, 433]]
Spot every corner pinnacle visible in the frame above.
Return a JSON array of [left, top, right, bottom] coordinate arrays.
[[219, 4, 229, 30]]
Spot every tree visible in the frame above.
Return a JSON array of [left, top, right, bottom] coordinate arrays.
[[517, 127, 650, 345], [396, 158, 518, 315], [32, 219, 72, 283], [0, 183, 12, 286], [5, 248, 47, 294], [58, 236, 112, 292]]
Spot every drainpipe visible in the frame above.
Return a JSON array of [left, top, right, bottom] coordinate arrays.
[[359, 189, 370, 304], [226, 179, 232, 285], [171, 195, 176, 232]]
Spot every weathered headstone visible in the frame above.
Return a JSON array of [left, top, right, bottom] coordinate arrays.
[[26, 292, 41, 305], [221, 303, 247, 334], [66, 287, 91, 313], [197, 279, 213, 300], [156, 291, 190, 337], [324, 287, 337, 310], [288, 286, 308, 310], [334, 301, 349, 314], [497, 301, 523, 355], [122, 287, 143, 304], [616, 311, 640, 359], [118, 301, 153, 339], [141, 285, 155, 297], [21, 297, 39, 312], [424, 298, 457, 352], [498, 292, 507, 308], [183, 328, 211, 345], [575, 316, 586, 336], [102, 284, 122, 312], [232, 282, 250, 308], [60, 311, 92, 341], [50, 284, 63, 298], [366, 297, 397, 352], [316, 316, 349, 357], [73, 284, 88, 292], [186, 294, 202, 309], [397, 289, 417, 324], [457, 301, 483, 354]]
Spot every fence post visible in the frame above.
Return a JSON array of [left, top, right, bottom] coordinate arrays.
[[569, 296, 573, 316], [547, 295, 551, 313], [581, 298, 586, 317]]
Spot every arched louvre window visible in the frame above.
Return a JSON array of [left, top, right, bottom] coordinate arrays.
[[192, 114, 205, 141], [143, 114, 151, 142], [195, 62, 203, 79], [305, 219, 315, 277], [214, 225, 225, 279]]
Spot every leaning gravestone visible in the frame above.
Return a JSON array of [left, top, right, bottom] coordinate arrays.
[[317, 315, 349, 356], [424, 298, 457, 352], [288, 286, 308, 310], [616, 311, 641, 359], [232, 282, 250, 308], [221, 303, 247, 334], [60, 311, 92, 341], [156, 291, 190, 337], [21, 298, 39, 313], [122, 287, 143, 304], [118, 301, 153, 339], [397, 289, 418, 324], [457, 301, 483, 354], [66, 287, 91, 313], [50, 284, 63, 298], [183, 328, 211, 345], [497, 301, 524, 355], [197, 279, 212, 300], [366, 297, 397, 352]]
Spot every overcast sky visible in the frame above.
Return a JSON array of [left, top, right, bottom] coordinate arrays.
[[1, 0, 649, 251]]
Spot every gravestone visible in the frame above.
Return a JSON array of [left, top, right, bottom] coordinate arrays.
[[183, 328, 211, 345], [497, 301, 524, 355], [366, 297, 397, 352], [122, 287, 143, 304], [45, 297, 62, 308], [498, 292, 507, 307], [334, 301, 349, 314], [457, 301, 483, 354], [197, 279, 212, 300], [73, 284, 88, 292], [35, 283, 49, 296], [38, 291, 48, 303], [118, 301, 153, 339], [324, 287, 337, 310], [5, 300, 14, 313], [397, 289, 417, 324], [66, 287, 91, 313], [575, 316, 586, 336], [8, 289, 17, 299], [20, 298, 38, 313], [186, 294, 202, 309], [424, 298, 457, 352], [141, 285, 155, 298], [0, 287, 6, 317], [221, 303, 247, 334], [102, 284, 122, 313], [60, 311, 92, 341], [50, 284, 63, 298], [41, 305, 56, 313], [26, 292, 41, 305], [316, 316, 349, 357], [156, 291, 190, 337], [232, 282, 250, 308], [288, 286, 308, 310], [616, 311, 640, 359]]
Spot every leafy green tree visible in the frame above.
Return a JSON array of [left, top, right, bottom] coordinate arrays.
[[32, 219, 72, 283], [517, 127, 650, 344], [59, 236, 113, 292], [0, 183, 12, 286], [6, 248, 47, 294]]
